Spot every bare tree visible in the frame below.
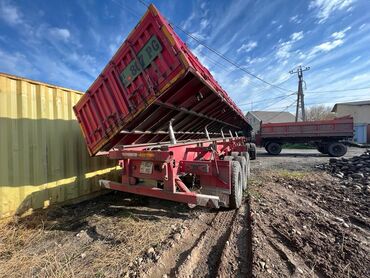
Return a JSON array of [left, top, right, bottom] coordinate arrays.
[[305, 105, 335, 121]]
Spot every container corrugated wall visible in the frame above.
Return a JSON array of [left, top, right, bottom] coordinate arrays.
[[0, 73, 118, 218]]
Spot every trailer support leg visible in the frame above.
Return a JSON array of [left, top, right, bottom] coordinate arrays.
[[169, 119, 177, 144], [99, 180, 220, 208]]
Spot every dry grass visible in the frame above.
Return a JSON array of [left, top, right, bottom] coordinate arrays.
[[274, 169, 308, 180], [0, 196, 185, 278]]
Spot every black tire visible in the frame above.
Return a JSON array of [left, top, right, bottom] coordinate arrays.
[[266, 142, 282, 155], [249, 143, 257, 160], [234, 156, 248, 191], [327, 142, 347, 157], [317, 145, 328, 154], [242, 152, 251, 178], [224, 155, 234, 161], [231, 151, 239, 157], [229, 161, 243, 209]]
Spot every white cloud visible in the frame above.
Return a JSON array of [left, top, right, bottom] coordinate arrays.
[[238, 75, 250, 87], [182, 12, 196, 30], [277, 24, 283, 30], [350, 56, 361, 63], [191, 45, 211, 69], [0, 1, 23, 25], [352, 73, 370, 82], [181, 3, 210, 42], [191, 31, 206, 40], [276, 42, 292, 59], [312, 39, 343, 53], [245, 56, 266, 65], [359, 23, 367, 30], [109, 34, 124, 55], [305, 39, 344, 60], [0, 48, 38, 76], [290, 31, 304, 42], [49, 28, 71, 41], [331, 26, 351, 39], [200, 18, 209, 29], [276, 32, 304, 60], [289, 15, 302, 24], [237, 41, 257, 53], [309, 0, 354, 23]]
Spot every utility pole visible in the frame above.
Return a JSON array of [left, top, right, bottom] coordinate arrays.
[[289, 65, 310, 122]]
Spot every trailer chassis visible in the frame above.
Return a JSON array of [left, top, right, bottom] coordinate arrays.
[[100, 137, 249, 209]]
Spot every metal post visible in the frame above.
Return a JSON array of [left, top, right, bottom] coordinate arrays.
[[229, 130, 234, 139], [205, 125, 210, 140], [290, 65, 310, 122], [235, 131, 238, 138], [221, 128, 225, 139], [169, 119, 177, 144]]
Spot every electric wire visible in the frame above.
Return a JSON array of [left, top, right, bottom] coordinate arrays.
[[116, 0, 369, 111], [135, 0, 294, 93], [262, 100, 297, 122]]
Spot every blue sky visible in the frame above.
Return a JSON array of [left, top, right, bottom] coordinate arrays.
[[0, 0, 369, 113]]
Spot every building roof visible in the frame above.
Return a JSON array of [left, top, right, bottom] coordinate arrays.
[[332, 100, 370, 112], [247, 111, 296, 123]]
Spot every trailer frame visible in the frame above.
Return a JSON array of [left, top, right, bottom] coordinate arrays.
[[100, 137, 249, 208]]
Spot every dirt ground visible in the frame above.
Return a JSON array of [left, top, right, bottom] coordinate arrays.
[[250, 147, 369, 278], [0, 147, 369, 277]]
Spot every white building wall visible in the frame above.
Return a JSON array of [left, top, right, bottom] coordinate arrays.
[[335, 105, 370, 124]]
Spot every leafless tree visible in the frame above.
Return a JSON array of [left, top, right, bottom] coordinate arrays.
[[305, 105, 335, 121]]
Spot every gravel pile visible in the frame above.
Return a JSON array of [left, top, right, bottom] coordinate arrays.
[[316, 150, 370, 189]]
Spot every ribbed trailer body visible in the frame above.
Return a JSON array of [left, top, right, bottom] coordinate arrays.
[[73, 4, 250, 156], [73, 4, 254, 209]]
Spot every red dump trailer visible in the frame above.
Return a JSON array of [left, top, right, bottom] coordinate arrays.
[[255, 116, 354, 157], [73, 4, 254, 209]]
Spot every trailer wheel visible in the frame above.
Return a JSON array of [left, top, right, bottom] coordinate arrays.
[[234, 156, 248, 191], [224, 156, 234, 161], [317, 145, 328, 154], [231, 151, 239, 157], [249, 143, 257, 160], [266, 142, 282, 155], [327, 142, 347, 157], [242, 152, 251, 178], [229, 161, 242, 209]]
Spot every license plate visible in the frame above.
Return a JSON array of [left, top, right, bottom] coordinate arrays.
[[120, 35, 162, 87], [140, 161, 153, 174]]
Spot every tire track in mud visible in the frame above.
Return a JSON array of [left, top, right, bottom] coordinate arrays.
[[216, 202, 253, 277], [174, 201, 253, 278], [175, 209, 238, 277], [141, 201, 253, 278]]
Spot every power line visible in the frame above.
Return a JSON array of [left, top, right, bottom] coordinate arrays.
[[112, 0, 274, 92], [251, 94, 296, 111], [305, 86, 370, 94], [263, 100, 297, 122], [135, 0, 293, 93], [238, 92, 296, 107], [194, 47, 265, 90]]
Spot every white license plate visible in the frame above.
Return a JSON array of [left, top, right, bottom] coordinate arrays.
[[140, 161, 153, 174]]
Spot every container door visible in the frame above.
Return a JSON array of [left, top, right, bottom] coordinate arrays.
[[354, 124, 367, 143]]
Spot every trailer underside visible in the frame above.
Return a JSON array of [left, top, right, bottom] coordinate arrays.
[[100, 137, 254, 208]]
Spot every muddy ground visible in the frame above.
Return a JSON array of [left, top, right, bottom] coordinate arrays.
[[0, 147, 369, 277]]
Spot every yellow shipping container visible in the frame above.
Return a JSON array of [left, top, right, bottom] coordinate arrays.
[[0, 73, 118, 218]]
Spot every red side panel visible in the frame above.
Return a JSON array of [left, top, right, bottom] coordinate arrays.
[[260, 116, 354, 138]]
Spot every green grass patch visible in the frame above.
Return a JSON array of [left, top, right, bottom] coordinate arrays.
[[274, 170, 307, 180], [283, 143, 315, 149]]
